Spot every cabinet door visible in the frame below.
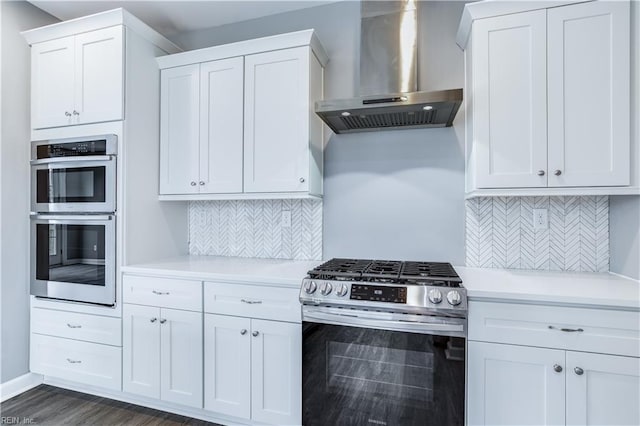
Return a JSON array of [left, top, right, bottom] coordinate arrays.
[[244, 47, 310, 193], [160, 64, 200, 195], [547, 1, 630, 187], [251, 319, 301, 425], [204, 314, 251, 419], [566, 351, 639, 426], [160, 308, 203, 408], [74, 26, 124, 125], [473, 10, 547, 188], [467, 341, 565, 426], [123, 304, 160, 399], [31, 36, 75, 129], [199, 57, 244, 194]]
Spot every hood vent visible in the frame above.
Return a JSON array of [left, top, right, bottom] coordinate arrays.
[[315, 0, 462, 134]]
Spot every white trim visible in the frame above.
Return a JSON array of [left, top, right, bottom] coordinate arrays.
[[465, 186, 640, 199], [159, 192, 323, 201], [42, 377, 260, 426], [0, 373, 43, 402], [456, 0, 595, 48], [157, 29, 328, 69], [21, 8, 181, 54]]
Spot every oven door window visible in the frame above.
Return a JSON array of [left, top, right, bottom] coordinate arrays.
[[35, 223, 106, 286], [303, 323, 465, 426], [36, 166, 106, 204]]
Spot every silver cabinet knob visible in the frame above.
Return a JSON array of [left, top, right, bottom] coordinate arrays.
[[574, 367, 584, 376], [554, 170, 562, 176], [299, 177, 305, 183], [72, 110, 79, 115], [199, 181, 205, 186], [537, 170, 545, 176], [553, 364, 563, 373], [65, 111, 72, 117], [190, 181, 196, 186], [159, 319, 167, 324], [252, 331, 259, 337], [150, 318, 157, 323], [240, 329, 248, 335]]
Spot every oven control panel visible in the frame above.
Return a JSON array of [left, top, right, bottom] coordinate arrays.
[[350, 284, 406, 303]]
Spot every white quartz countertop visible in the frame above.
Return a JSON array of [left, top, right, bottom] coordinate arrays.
[[456, 266, 640, 309], [121, 255, 322, 288]]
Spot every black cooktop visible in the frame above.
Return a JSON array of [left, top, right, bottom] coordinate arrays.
[[308, 258, 462, 286]]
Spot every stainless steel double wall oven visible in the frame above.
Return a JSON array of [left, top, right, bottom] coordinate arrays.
[[30, 135, 117, 306]]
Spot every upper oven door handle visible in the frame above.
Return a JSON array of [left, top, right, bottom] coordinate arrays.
[[30, 155, 115, 165], [302, 307, 466, 337]]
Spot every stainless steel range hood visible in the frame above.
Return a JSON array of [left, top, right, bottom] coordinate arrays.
[[316, 0, 462, 134]]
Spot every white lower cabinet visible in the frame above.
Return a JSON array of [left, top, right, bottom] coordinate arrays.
[[123, 304, 203, 408], [204, 313, 301, 425], [467, 301, 640, 426]]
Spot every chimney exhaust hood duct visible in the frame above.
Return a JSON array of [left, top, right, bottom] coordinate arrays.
[[316, 0, 462, 134]]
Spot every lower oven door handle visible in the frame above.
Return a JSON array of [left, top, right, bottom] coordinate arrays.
[[303, 311, 465, 335], [31, 214, 114, 221]]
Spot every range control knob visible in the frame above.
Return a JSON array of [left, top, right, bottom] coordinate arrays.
[[428, 289, 443, 304], [336, 284, 349, 297], [320, 282, 333, 296], [446, 290, 462, 306], [304, 281, 317, 294]]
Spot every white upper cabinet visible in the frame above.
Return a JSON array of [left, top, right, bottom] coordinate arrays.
[[244, 47, 311, 193], [200, 57, 244, 194], [462, 0, 633, 195], [160, 64, 201, 195], [157, 30, 326, 200], [547, 0, 630, 187], [31, 26, 124, 129], [472, 10, 548, 189]]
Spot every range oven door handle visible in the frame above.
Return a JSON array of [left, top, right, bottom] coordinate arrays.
[[30, 155, 115, 165], [303, 308, 466, 337]]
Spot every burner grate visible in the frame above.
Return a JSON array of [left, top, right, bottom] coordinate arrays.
[[400, 262, 461, 282]]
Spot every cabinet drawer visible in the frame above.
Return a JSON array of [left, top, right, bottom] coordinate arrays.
[[123, 275, 202, 311], [204, 282, 300, 322], [31, 334, 121, 390], [32, 308, 121, 346], [468, 301, 640, 357]]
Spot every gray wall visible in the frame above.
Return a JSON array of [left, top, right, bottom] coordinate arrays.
[[609, 196, 640, 280], [173, 1, 468, 263], [0, 1, 58, 383]]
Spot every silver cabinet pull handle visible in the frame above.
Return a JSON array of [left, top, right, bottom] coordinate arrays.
[[554, 170, 562, 176], [160, 319, 167, 324], [537, 170, 545, 176], [66, 358, 82, 364], [241, 299, 262, 305], [252, 331, 259, 337], [240, 329, 248, 335], [553, 364, 563, 373], [574, 367, 584, 376], [150, 318, 157, 323], [152, 290, 170, 295], [66, 323, 82, 329], [548, 325, 584, 333]]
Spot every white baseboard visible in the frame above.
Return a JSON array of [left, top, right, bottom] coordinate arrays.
[[0, 373, 44, 402]]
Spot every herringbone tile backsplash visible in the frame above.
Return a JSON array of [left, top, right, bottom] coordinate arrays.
[[465, 196, 609, 272], [189, 199, 322, 260]]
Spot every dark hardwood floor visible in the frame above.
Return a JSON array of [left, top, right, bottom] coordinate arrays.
[[0, 385, 220, 425]]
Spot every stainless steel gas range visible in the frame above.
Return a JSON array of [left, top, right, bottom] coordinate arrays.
[[299, 258, 467, 426]]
